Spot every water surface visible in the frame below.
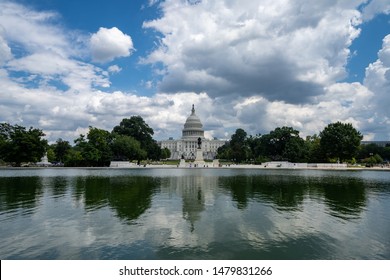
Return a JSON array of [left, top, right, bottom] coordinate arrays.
[[0, 168, 389, 259]]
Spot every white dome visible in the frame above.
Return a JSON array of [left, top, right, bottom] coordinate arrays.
[[182, 105, 204, 139]]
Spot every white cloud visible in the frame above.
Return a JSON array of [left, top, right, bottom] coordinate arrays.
[[1, 0, 390, 144], [7, 52, 71, 75], [0, 27, 12, 65], [231, 81, 374, 139], [362, 0, 390, 21], [363, 34, 390, 139], [6, 51, 110, 91], [148, 0, 161, 7], [142, 0, 363, 104], [137, 0, 390, 140], [0, 1, 110, 94], [108, 65, 122, 74], [90, 27, 134, 63], [0, 1, 74, 57], [0, 2, 119, 141]]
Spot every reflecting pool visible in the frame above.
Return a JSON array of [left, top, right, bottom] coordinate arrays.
[[0, 168, 389, 259]]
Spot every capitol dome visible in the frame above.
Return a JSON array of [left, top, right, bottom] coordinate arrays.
[[182, 105, 205, 139]]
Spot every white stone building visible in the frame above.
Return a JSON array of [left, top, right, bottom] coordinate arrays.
[[159, 105, 226, 160]]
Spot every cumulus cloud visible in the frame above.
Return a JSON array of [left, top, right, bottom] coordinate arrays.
[[363, 34, 390, 139], [0, 27, 12, 65], [6, 51, 110, 91], [230, 81, 374, 139], [90, 27, 134, 63], [0, 1, 109, 93], [1, 0, 390, 144], [0, 2, 120, 141], [0, 1, 74, 57], [362, 0, 390, 21], [108, 65, 122, 74], [142, 0, 362, 104]]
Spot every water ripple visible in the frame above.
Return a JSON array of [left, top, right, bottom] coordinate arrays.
[[1, 168, 390, 259]]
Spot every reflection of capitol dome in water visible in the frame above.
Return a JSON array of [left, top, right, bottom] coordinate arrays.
[[182, 105, 204, 139], [159, 105, 226, 160], [161, 175, 218, 232]]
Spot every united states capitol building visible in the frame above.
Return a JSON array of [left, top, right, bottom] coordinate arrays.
[[159, 105, 226, 160]]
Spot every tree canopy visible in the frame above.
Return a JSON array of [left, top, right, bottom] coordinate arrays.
[[53, 138, 71, 163], [111, 134, 146, 161], [0, 118, 377, 167], [0, 123, 47, 166], [319, 122, 363, 162], [113, 116, 154, 144], [259, 126, 307, 162], [217, 123, 365, 164], [112, 116, 160, 160]]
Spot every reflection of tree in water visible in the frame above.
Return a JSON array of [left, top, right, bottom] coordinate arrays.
[[47, 177, 68, 198], [256, 176, 308, 211], [108, 177, 159, 222], [220, 175, 307, 211], [321, 177, 367, 220], [220, 176, 251, 209], [74, 177, 110, 209], [220, 173, 368, 220], [74, 176, 158, 222], [0, 176, 43, 212]]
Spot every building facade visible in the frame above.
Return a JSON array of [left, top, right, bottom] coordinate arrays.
[[159, 105, 226, 160]]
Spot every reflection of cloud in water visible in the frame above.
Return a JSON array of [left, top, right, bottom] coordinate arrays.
[[164, 176, 208, 231], [1, 169, 389, 259], [146, 175, 219, 249], [71, 172, 388, 259], [142, 173, 385, 259]]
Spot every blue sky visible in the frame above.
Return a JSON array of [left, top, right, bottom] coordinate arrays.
[[1, 0, 390, 142], [15, 0, 160, 94], [347, 13, 390, 82]]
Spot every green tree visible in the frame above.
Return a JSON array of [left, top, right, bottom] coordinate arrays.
[[73, 127, 112, 166], [64, 148, 84, 167], [160, 147, 171, 160], [231, 128, 247, 145], [305, 134, 325, 163], [0, 123, 47, 166], [319, 122, 363, 162], [216, 129, 248, 162], [357, 143, 390, 163], [111, 134, 146, 161], [258, 126, 306, 162], [112, 116, 158, 159], [217, 142, 231, 160], [87, 127, 112, 165], [229, 128, 249, 162], [113, 116, 153, 144], [46, 147, 56, 162], [283, 136, 307, 162], [146, 140, 162, 161], [246, 135, 267, 162], [74, 134, 96, 166], [362, 154, 383, 167], [54, 138, 71, 163], [383, 146, 390, 162]]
